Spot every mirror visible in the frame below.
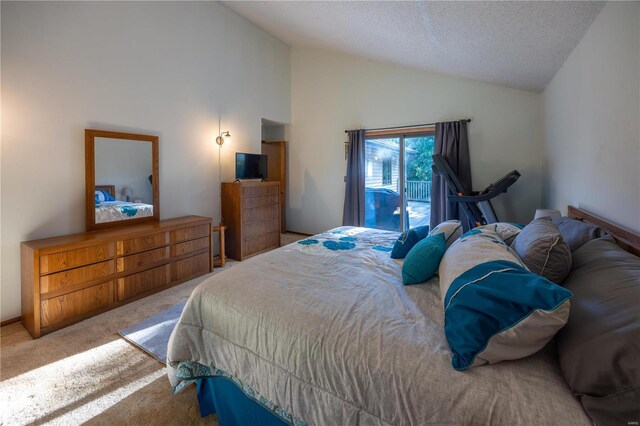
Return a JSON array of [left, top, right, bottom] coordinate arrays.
[[85, 129, 159, 230]]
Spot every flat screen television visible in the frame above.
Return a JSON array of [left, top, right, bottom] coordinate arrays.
[[235, 153, 268, 180]]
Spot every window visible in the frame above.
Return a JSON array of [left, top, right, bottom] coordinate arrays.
[[382, 158, 392, 185]]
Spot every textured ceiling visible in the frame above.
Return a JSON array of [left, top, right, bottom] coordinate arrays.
[[223, 1, 605, 92]]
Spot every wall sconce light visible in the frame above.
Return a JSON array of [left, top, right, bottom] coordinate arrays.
[[216, 131, 230, 146]]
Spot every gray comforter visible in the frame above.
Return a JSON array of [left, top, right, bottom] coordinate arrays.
[[167, 227, 591, 425]]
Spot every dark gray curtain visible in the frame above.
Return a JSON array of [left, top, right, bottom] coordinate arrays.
[[342, 129, 366, 226], [430, 120, 473, 230]]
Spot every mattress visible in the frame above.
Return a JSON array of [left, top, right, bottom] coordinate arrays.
[[167, 227, 590, 425]]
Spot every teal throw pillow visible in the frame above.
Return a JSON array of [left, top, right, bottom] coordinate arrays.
[[391, 225, 430, 259], [402, 233, 446, 285]]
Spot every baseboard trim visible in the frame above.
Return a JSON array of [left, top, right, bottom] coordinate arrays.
[[1, 316, 21, 327], [284, 231, 313, 237]]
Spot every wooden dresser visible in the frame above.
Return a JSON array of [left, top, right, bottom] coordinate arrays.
[[21, 216, 212, 338], [221, 181, 280, 260]]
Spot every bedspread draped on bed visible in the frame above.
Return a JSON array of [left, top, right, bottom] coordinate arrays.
[[167, 227, 590, 425], [95, 201, 153, 223]]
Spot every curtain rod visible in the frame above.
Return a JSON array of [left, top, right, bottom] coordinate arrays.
[[344, 118, 471, 133]]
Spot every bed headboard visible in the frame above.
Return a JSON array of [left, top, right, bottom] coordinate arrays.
[[95, 185, 116, 198], [568, 206, 640, 256]]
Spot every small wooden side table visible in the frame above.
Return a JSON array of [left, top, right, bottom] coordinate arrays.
[[212, 223, 226, 267]]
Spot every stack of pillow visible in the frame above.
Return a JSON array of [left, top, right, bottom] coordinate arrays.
[[437, 220, 573, 370], [390, 215, 639, 424], [391, 218, 573, 368], [392, 217, 575, 287]]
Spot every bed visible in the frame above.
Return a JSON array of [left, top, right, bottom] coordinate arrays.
[[167, 207, 639, 425], [94, 185, 154, 224]]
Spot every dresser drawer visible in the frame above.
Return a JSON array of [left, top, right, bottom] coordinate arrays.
[[172, 236, 209, 257], [117, 232, 169, 256], [116, 246, 170, 272], [40, 243, 115, 275], [242, 218, 279, 240], [242, 194, 279, 209], [242, 203, 279, 224], [172, 224, 210, 243], [173, 252, 210, 281], [40, 260, 115, 295], [117, 264, 171, 301], [242, 184, 279, 197], [242, 232, 280, 257], [40, 281, 115, 328]]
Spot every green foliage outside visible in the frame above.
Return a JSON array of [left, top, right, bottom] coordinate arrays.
[[406, 136, 435, 181]]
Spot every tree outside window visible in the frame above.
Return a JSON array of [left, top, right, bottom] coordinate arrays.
[[405, 135, 435, 182]]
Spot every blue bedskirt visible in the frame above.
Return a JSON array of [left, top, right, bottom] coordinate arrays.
[[196, 377, 288, 426]]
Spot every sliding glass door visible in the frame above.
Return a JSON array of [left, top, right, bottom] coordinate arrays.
[[364, 132, 434, 232]]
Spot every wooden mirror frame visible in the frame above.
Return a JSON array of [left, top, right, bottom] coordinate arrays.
[[85, 129, 159, 231]]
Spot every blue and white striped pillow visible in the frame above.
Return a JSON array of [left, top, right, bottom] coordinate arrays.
[[438, 228, 572, 370]]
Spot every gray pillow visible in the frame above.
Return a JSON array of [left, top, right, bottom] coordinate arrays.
[[553, 216, 608, 252], [556, 236, 640, 426], [510, 217, 572, 283]]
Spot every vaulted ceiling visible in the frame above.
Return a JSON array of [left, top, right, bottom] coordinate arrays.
[[223, 1, 605, 92]]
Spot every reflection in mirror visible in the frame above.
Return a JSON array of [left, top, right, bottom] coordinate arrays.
[[94, 137, 154, 224]]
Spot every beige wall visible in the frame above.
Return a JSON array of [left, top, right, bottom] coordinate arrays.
[[542, 1, 640, 232], [1, 1, 291, 321], [289, 47, 541, 234]]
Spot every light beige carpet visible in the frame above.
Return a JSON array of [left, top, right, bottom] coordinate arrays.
[[0, 264, 239, 426], [280, 232, 307, 246]]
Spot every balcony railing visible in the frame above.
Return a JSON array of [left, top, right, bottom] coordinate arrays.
[[406, 180, 431, 202]]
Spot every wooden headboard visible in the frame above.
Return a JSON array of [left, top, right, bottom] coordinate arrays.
[[568, 206, 640, 256], [95, 185, 116, 197]]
